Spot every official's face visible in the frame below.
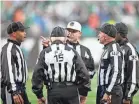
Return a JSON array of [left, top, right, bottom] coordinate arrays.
[[115, 33, 122, 43], [15, 30, 26, 42], [98, 31, 107, 44], [67, 28, 81, 43]]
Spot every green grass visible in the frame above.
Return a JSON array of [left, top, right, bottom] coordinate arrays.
[[27, 74, 139, 104]]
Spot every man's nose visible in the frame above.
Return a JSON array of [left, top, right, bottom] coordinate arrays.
[[24, 32, 27, 37], [97, 34, 100, 37]]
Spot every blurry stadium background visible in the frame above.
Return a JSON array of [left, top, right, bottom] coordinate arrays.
[[1, 1, 139, 104]]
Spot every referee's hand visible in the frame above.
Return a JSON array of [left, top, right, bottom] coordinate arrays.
[[41, 36, 50, 47], [123, 99, 131, 104], [101, 93, 111, 104], [13, 94, 24, 104], [38, 97, 46, 104]]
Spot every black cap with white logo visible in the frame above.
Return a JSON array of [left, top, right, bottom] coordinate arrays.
[[7, 21, 29, 34]]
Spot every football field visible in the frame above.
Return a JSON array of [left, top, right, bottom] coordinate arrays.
[[26, 73, 139, 104]]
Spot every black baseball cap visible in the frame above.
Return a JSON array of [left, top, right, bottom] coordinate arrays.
[[7, 21, 29, 34], [115, 22, 128, 37], [96, 23, 117, 38], [51, 26, 66, 37]]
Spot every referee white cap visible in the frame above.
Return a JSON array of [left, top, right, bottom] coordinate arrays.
[[67, 21, 81, 32]]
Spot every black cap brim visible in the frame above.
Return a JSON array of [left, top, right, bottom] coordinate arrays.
[[96, 27, 107, 35], [18, 27, 30, 31], [96, 27, 102, 31], [23, 26, 30, 29]]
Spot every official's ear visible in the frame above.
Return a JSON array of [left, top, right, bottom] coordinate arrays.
[[103, 34, 107, 40], [11, 32, 16, 38]]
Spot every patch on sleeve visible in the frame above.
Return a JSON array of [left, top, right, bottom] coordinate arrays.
[[85, 52, 89, 58], [110, 51, 121, 57], [129, 55, 139, 61]]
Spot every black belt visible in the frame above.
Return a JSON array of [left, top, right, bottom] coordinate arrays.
[[52, 82, 74, 86]]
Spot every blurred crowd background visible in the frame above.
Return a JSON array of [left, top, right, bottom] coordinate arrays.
[[1, 1, 139, 69]]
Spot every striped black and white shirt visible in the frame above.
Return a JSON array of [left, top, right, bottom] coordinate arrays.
[[32, 40, 89, 98], [98, 41, 123, 94], [67, 41, 95, 78], [1, 39, 28, 93], [118, 39, 139, 99], [66, 41, 95, 90]]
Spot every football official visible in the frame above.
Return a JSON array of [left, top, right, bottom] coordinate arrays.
[[96, 23, 123, 104], [66, 21, 95, 104], [32, 26, 89, 104], [1, 21, 30, 104], [115, 22, 139, 104]]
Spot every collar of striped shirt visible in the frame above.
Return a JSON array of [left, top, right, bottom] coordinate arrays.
[[104, 41, 116, 49], [66, 40, 79, 46], [117, 39, 128, 46], [7, 39, 21, 46], [51, 40, 64, 45]]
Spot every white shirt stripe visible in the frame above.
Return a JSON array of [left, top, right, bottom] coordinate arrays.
[[61, 62, 65, 82], [121, 50, 125, 84], [25, 61, 28, 81], [98, 49, 107, 86], [54, 63, 59, 82], [67, 44, 73, 49], [127, 43, 137, 97], [72, 66, 76, 82], [7, 43, 16, 91], [14, 64, 17, 81], [76, 45, 81, 56], [105, 64, 111, 84], [107, 44, 119, 92], [5, 86, 12, 104], [100, 69, 104, 85]]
